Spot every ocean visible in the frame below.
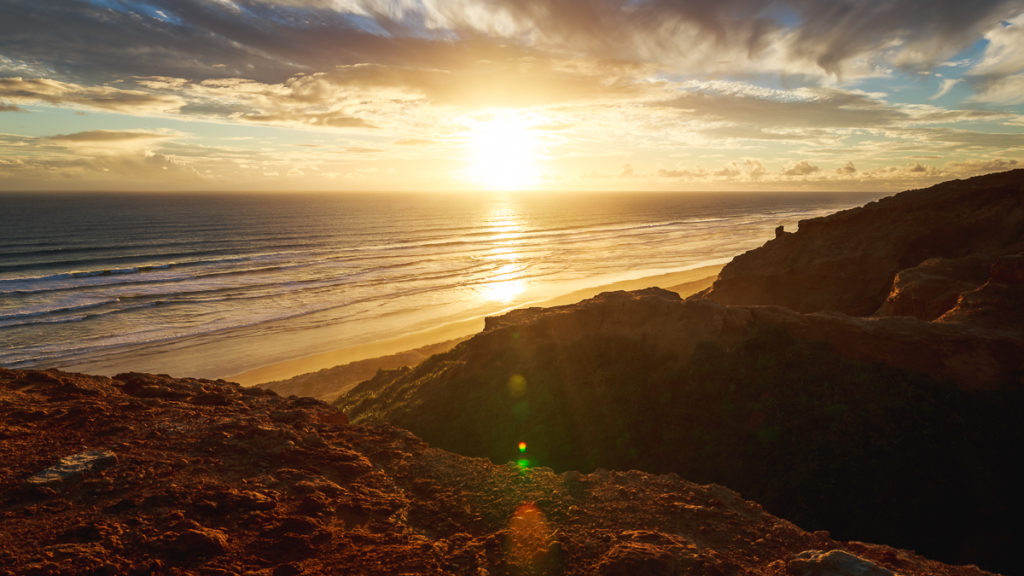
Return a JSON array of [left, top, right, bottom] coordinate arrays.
[[0, 191, 883, 379]]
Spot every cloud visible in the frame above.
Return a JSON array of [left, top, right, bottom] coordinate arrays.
[[968, 73, 1024, 105], [48, 130, 175, 143], [3, 0, 1022, 92], [946, 158, 1021, 173], [963, 14, 1024, 105], [782, 160, 820, 176], [930, 78, 959, 100], [699, 125, 825, 141], [240, 111, 376, 129], [0, 0, 381, 84], [836, 161, 857, 175], [906, 128, 1024, 148], [354, 0, 1022, 78], [710, 159, 766, 180], [661, 86, 905, 129], [657, 167, 706, 179], [309, 58, 650, 108], [652, 160, 774, 182], [0, 77, 183, 114], [971, 13, 1024, 78], [0, 148, 203, 190], [3, 1, 1024, 192], [785, 0, 1017, 75]]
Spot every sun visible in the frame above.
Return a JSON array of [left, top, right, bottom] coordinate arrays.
[[465, 114, 542, 191]]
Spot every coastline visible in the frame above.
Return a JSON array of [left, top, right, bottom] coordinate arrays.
[[227, 264, 722, 386]]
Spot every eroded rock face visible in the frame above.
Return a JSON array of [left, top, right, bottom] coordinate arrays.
[[874, 255, 993, 320], [339, 284, 1024, 574], [701, 170, 1024, 316], [939, 253, 1024, 331], [0, 368, 989, 576]]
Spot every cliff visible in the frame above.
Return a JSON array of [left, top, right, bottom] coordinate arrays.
[[702, 169, 1024, 317], [337, 171, 1024, 574], [256, 338, 466, 402], [0, 368, 987, 576]]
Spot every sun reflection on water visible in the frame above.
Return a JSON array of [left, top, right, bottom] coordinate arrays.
[[479, 204, 529, 304]]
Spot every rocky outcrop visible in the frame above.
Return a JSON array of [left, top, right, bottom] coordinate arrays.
[[338, 287, 1024, 574], [874, 255, 992, 320], [701, 170, 1024, 316], [0, 368, 988, 576], [337, 169, 1024, 576], [938, 253, 1024, 330]]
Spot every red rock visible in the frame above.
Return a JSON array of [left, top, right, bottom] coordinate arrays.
[[990, 254, 1024, 283], [167, 527, 230, 557], [0, 368, 999, 576], [595, 541, 681, 576], [875, 255, 992, 320]]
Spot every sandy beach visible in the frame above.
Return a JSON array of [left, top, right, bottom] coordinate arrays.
[[228, 264, 722, 386]]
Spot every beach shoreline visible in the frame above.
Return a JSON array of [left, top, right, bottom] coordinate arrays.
[[227, 264, 722, 386]]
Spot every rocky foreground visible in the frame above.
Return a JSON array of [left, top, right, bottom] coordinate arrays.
[[0, 368, 994, 576]]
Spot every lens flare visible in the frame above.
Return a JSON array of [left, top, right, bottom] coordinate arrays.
[[505, 502, 557, 573], [508, 374, 527, 397]]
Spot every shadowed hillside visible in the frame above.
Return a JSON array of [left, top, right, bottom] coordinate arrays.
[[257, 338, 467, 402], [338, 171, 1024, 574]]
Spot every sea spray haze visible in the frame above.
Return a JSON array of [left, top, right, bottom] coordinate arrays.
[[0, 191, 880, 377]]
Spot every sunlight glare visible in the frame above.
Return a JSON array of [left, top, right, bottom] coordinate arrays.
[[466, 114, 542, 191], [482, 278, 526, 303]]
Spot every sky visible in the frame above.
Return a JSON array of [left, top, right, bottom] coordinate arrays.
[[1, 0, 1024, 192]]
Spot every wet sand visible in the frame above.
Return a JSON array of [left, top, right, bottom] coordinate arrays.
[[228, 265, 721, 386]]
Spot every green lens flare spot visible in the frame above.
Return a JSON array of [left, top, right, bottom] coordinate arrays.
[[516, 458, 531, 469], [508, 374, 526, 397]]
